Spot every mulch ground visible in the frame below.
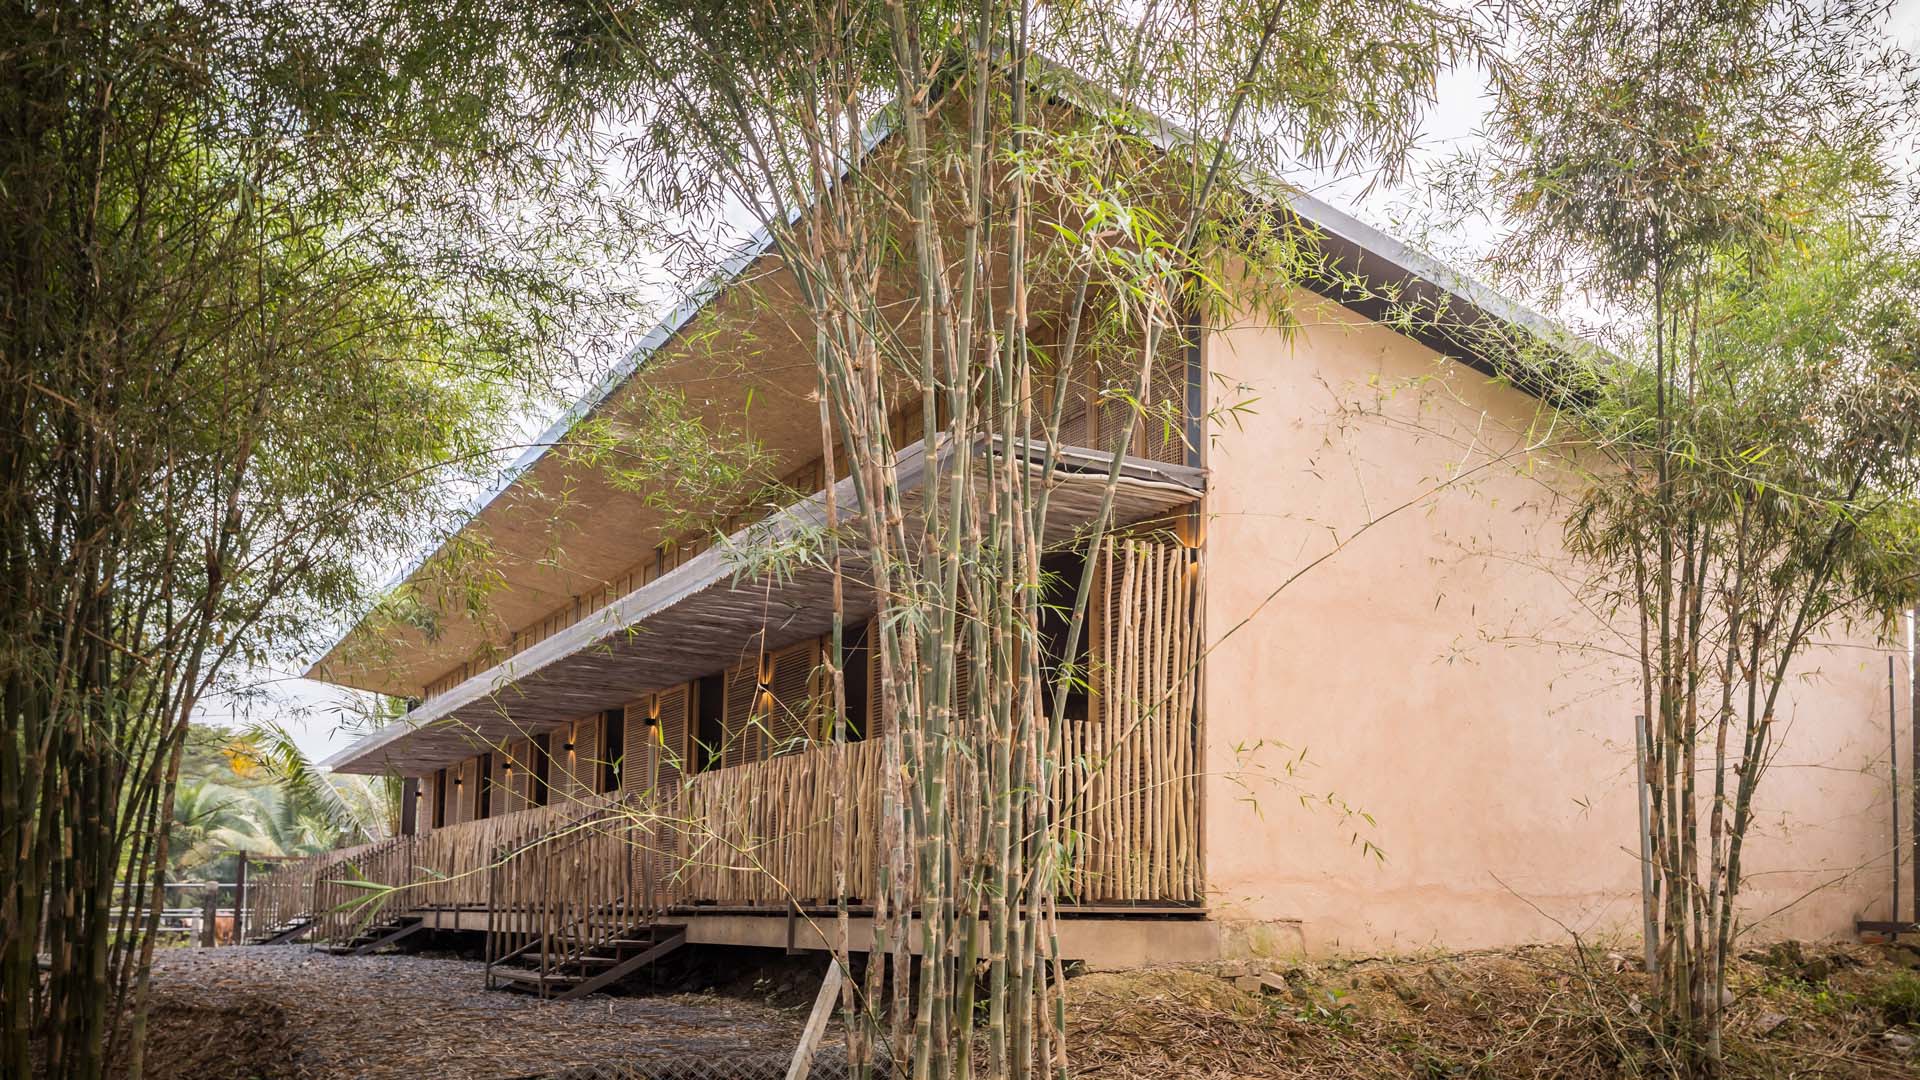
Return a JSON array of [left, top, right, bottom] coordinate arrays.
[[137, 946, 813, 1080], [1067, 941, 1920, 1079]]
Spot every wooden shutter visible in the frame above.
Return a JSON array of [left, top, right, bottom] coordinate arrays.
[[504, 738, 534, 814], [867, 618, 922, 742], [494, 742, 513, 815], [600, 709, 624, 794], [477, 753, 495, 819], [952, 639, 975, 728], [764, 639, 821, 757], [623, 695, 656, 799], [445, 760, 468, 825], [653, 683, 691, 793], [1144, 342, 1190, 464], [558, 716, 598, 801], [866, 618, 885, 741]]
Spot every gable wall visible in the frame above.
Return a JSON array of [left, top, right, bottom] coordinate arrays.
[[1199, 287, 1901, 956]]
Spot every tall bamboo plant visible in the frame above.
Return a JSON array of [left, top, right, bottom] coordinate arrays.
[[565, 1, 1481, 1074], [1464, 0, 1920, 1070], [0, 2, 640, 1075]]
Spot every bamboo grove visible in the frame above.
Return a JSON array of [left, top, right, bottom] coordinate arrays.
[[579, 0, 1478, 1073], [0, 2, 643, 1075], [1460, 0, 1920, 1071]]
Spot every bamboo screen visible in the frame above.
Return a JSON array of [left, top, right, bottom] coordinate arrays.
[[1036, 337, 1191, 466], [673, 738, 885, 904], [864, 617, 903, 740], [763, 639, 823, 757], [1064, 535, 1204, 902], [721, 661, 762, 769], [552, 716, 599, 803]]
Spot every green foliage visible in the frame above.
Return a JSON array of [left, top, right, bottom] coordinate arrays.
[[1472, 0, 1914, 303], [1, 2, 644, 1075], [166, 724, 394, 882], [1868, 971, 1920, 1029], [1458, 2, 1920, 1073], [1565, 211, 1920, 625]]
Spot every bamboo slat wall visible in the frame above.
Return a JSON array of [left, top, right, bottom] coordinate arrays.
[[242, 841, 380, 936], [254, 538, 1204, 931], [1063, 536, 1204, 903], [672, 738, 885, 904]]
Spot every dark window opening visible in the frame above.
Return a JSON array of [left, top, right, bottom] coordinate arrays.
[[531, 734, 552, 807], [432, 768, 447, 828], [476, 754, 493, 818], [694, 672, 726, 772], [841, 623, 871, 741], [1039, 551, 1092, 725], [600, 709, 624, 793]]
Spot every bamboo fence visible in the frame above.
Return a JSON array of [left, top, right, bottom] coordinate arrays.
[[672, 738, 886, 904], [255, 538, 1204, 941], [1062, 536, 1204, 903]]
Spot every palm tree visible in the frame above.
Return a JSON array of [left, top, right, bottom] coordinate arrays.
[[169, 779, 279, 877], [228, 719, 398, 845]]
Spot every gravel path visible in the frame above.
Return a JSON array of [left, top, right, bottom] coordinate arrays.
[[140, 945, 813, 1079]]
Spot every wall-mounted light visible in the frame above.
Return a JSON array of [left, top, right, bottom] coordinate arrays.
[[563, 741, 575, 753], [454, 777, 462, 787]]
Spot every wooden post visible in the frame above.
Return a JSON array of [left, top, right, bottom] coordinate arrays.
[[1892, 656, 1901, 936], [201, 886, 218, 948], [234, 858, 248, 944], [401, 776, 419, 836], [785, 959, 845, 1080]]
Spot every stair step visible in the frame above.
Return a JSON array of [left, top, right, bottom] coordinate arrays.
[[492, 967, 581, 990]]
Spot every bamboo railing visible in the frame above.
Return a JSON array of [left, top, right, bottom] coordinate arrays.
[[252, 538, 1204, 940], [310, 834, 415, 946], [241, 841, 380, 938], [673, 738, 886, 904], [485, 799, 655, 992], [410, 795, 610, 908]]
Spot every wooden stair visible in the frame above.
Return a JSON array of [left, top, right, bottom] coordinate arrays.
[[245, 918, 313, 946], [490, 924, 687, 1000], [319, 914, 427, 956]]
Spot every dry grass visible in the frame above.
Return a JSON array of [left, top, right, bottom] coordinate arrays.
[[1066, 942, 1920, 1078]]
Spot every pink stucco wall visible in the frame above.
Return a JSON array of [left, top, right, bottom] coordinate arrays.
[[1200, 290, 1905, 957]]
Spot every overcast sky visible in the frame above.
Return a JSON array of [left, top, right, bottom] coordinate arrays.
[[202, 4, 1920, 765]]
